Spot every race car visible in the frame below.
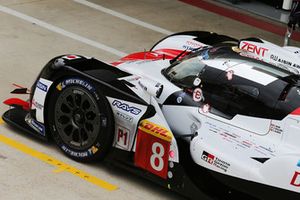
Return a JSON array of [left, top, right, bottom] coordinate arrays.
[[3, 2, 300, 200]]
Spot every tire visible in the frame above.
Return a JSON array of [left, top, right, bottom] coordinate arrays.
[[47, 77, 114, 162]]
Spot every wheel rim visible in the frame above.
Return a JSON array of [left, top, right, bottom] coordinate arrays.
[[54, 86, 101, 150]]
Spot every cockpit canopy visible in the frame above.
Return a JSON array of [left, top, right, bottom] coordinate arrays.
[[163, 46, 300, 120]]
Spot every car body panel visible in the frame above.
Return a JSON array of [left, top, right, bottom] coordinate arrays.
[[4, 31, 300, 200]]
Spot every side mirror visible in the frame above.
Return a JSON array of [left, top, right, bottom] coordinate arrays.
[[138, 78, 164, 98]]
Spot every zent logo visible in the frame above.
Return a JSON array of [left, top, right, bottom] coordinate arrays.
[[112, 100, 141, 115], [241, 42, 268, 57]]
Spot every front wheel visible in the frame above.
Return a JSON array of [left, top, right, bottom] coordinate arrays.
[[47, 77, 114, 162]]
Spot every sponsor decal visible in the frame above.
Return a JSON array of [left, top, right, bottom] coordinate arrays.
[[240, 41, 268, 57], [56, 83, 63, 91], [57, 78, 99, 100], [36, 81, 48, 92], [62, 55, 81, 60], [60, 143, 99, 158], [139, 120, 172, 142], [25, 115, 45, 136], [90, 146, 99, 154], [290, 161, 300, 187], [193, 78, 201, 86], [176, 92, 185, 104], [193, 88, 203, 102], [177, 96, 183, 104], [32, 98, 44, 110], [199, 104, 210, 113], [115, 126, 130, 149], [269, 124, 283, 134], [138, 80, 147, 91], [201, 151, 230, 172], [291, 172, 300, 187], [61, 145, 88, 157], [61, 78, 94, 91], [270, 55, 300, 69], [270, 54, 278, 62], [226, 70, 234, 81], [116, 111, 133, 122], [112, 100, 141, 115], [183, 40, 204, 51], [135, 120, 172, 179]]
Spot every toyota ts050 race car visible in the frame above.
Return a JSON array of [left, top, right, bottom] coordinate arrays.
[[4, 2, 300, 200]]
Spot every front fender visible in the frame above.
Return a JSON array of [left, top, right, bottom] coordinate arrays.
[[29, 55, 148, 136]]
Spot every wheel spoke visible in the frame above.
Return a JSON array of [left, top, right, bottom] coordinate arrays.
[[57, 115, 70, 124], [54, 86, 101, 150], [66, 95, 75, 108], [85, 111, 97, 121], [82, 98, 91, 110], [75, 93, 82, 107]]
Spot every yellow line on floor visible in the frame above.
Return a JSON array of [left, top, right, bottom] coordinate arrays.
[[0, 118, 4, 125], [0, 133, 118, 191]]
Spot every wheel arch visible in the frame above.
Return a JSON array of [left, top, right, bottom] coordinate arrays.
[[30, 55, 147, 139]]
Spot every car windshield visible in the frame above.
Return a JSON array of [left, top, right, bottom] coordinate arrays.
[[164, 56, 206, 87]]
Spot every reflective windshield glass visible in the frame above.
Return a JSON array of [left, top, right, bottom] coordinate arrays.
[[165, 56, 205, 87]]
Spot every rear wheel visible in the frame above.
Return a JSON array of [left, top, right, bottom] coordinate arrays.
[[47, 77, 114, 162]]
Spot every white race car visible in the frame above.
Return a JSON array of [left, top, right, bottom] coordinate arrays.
[[3, 3, 300, 200]]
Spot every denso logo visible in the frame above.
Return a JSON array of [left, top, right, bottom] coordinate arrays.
[[241, 41, 268, 57], [291, 161, 300, 187], [112, 100, 141, 115], [291, 172, 300, 187], [36, 81, 48, 92]]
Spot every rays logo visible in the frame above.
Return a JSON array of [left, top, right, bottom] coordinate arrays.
[[112, 100, 141, 115]]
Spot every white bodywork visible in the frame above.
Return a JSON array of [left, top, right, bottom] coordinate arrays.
[[115, 34, 300, 193], [30, 32, 300, 194]]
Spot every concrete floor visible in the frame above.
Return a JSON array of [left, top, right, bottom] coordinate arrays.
[[0, 0, 298, 199]]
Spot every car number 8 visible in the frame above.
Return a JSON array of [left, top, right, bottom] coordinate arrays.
[[150, 142, 165, 171]]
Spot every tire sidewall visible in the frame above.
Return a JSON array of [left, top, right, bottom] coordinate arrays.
[[47, 77, 114, 162]]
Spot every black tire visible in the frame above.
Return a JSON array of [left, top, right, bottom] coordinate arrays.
[[47, 77, 114, 162]]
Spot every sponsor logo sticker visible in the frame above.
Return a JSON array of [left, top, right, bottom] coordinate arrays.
[[193, 88, 203, 102], [115, 126, 130, 150], [291, 160, 300, 187], [139, 120, 172, 142], [61, 78, 94, 91], [240, 41, 268, 57], [25, 115, 46, 136], [36, 81, 48, 92], [112, 100, 141, 115], [201, 151, 230, 172], [62, 55, 81, 60], [116, 111, 133, 122]]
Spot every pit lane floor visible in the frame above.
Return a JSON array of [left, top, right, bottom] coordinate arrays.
[[0, 0, 298, 199]]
